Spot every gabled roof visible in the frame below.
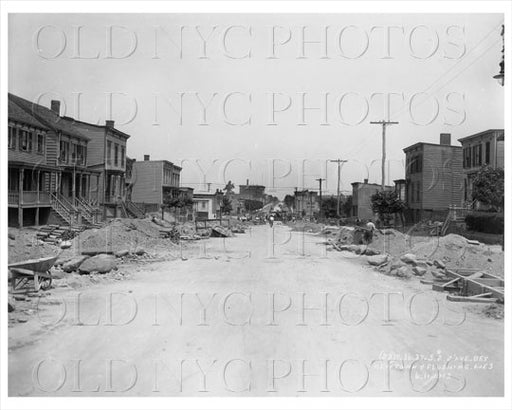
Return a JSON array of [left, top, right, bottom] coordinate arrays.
[[8, 93, 89, 141], [8, 98, 49, 130]]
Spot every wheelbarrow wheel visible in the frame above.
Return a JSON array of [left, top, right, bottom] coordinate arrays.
[[39, 274, 52, 291]]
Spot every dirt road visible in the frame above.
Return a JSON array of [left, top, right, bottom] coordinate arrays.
[[8, 225, 504, 396]]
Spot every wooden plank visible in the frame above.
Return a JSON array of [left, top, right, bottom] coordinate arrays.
[[447, 294, 498, 303]]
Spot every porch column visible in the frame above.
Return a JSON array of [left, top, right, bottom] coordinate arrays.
[[18, 168, 24, 227], [35, 170, 41, 226], [72, 169, 76, 204], [87, 174, 92, 202], [57, 171, 62, 195], [36, 170, 40, 203], [96, 174, 100, 203]]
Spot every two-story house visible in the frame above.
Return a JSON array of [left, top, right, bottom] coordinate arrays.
[[293, 189, 320, 218], [403, 133, 463, 223], [351, 180, 394, 221], [73, 119, 130, 219], [8, 96, 55, 227], [458, 129, 504, 207], [9, 93, 99, 226], [130, 155, 182, 212]]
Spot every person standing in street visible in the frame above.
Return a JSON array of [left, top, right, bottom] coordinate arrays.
[[364, 220, 376, 244], [269, 214, 274, 228]]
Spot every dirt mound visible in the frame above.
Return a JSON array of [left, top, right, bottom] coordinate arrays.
[[332, 227, 504, 278], [76, 218, 166, 254]]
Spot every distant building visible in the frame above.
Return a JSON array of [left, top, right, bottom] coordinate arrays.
[[193, 191, 222, 220], [458, 129, 504, 207], [293, 189, 319, 218], [403, 133, 463, 223], [239, 180, 265, 202], [130, 155, 182, 212], [237, 179, 266, 213], [351, 180, 393, 221]]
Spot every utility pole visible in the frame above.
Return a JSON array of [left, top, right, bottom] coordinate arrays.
[[315, 177, 325, 217], [330, 159, 347, 217], [370, 120, 399, 189]]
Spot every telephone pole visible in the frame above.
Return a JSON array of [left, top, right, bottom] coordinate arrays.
[[330, 159, 347, 217], [315, 178, 325, 217], [370, 120, 398, 189]]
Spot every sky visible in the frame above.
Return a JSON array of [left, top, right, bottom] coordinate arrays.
[[8, 13, 504, 198]]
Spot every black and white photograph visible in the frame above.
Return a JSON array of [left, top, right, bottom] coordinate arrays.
[[1, 1, 510, 409]]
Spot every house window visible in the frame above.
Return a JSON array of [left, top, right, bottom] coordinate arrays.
[[121, 146, 125, 167], [477, 144, 482, 166], [36, 133, 45, 154], [416, 182, 421, 202], [60, 140, 69, 163], [76, 145, 85, 165], [8, 126, 16, 149], [20, 130, 31, 152], [114, 144, 119, 166], [70, 143, 77, 163], [20, 132, 26, 152], [107, 141, 112, 165], [485, 141, 491, 164]]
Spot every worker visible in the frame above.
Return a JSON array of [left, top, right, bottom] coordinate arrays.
[[364, 220, 376, 243]]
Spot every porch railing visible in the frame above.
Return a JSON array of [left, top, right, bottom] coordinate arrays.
[[8, 191, 51, 205], [8, 192, 19, 205]]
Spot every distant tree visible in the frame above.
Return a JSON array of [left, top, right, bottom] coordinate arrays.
[[220, 196, 233, 215], [370, 190, 405, 225], [341, 195, 353, 217], [284, 194, 295, 209], [321, 197, 338, 218], [472, 166, 504, 211], [224, 180, 235, 194]]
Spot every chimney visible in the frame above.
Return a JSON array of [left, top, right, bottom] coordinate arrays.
[[50, 100, 61, 115], [440, 133, 451, 146], [106, 120, 115, 128], [363, 178, 368, 184], [144, 155, 150, 161]]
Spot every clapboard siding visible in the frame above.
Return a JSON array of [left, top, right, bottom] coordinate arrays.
[[130, 162, 163, 205], [421, 145, 463, 210]]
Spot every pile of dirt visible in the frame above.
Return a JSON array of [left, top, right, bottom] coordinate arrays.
[[332, 227, 504, 278], [75, 218, 168, 254], [8, 228, 59, 264]]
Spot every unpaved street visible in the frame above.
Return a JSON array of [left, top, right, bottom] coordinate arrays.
[[8, 225, 504, 396]]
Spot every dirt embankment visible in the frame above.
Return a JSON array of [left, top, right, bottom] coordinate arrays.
[[310, 224, 504, 278]]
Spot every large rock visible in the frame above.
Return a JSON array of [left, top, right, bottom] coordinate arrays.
[[412, 266, 427, 276], [396, 266, 412, 278], [60, 240, 72, 249], [400, 253, 418, 265], [78, 254, 117, 274], [115, 249, 130, 258], [336, 226, 355, 244], [62, 255, 89, 273], [433, 259, 446, 269], [134, 247, 145, 256], [347, 244, 365, 254], [367, 254, 388, 266], [364, 248, 381, 256]]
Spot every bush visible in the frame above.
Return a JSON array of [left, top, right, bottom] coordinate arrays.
[[465, 212, 504, 234]]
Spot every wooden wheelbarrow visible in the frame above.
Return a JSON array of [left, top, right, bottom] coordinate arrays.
[[8, 255, 58, 292]]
